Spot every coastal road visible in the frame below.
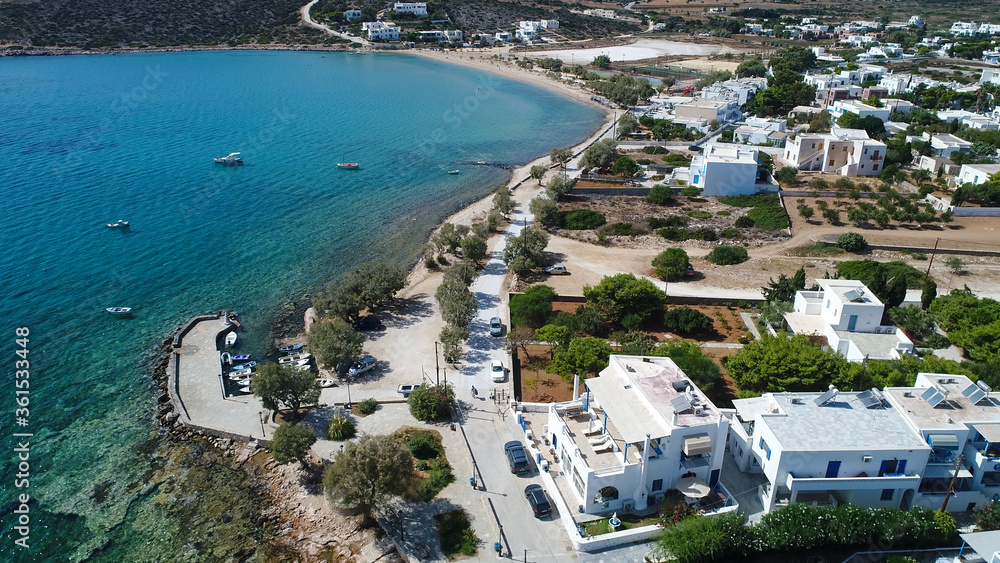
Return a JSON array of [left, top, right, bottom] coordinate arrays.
[[300, 0, 368, 46]]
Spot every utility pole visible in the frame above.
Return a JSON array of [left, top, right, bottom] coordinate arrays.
[[925, 237, 940, 279], [435, 341, 440, 385], [941, 453, 965, 513]]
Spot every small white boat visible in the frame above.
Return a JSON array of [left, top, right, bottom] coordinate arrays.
[[105, 307, 133, 315], [447, 170, 460, 175], [214, 152, 243, 165], [221, 352, 231, 365], [225, 332, 237, 347], [278, 353, 311, 364], [229, 368, 252, 379], [290, 360, 312, 370], [337, 163, 360, 170], [233, 377, 252, 387], [317, 378, 337, 388], [107, 220, 130, 229]]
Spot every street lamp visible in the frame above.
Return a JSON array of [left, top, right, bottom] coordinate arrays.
[[345, 378, 353, 410], [258, 411, 266, 437]]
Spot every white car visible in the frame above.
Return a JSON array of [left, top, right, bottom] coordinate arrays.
[[545, 265, 567, 275], [491, 360, 506, 383]]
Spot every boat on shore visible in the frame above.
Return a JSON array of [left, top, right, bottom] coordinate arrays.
[[214, 152, 243, 165], [337, 163, 360, 170], [105, 307, 133, 316], [225, 332, 237, 347], [277, 343, 305, 353], [278, 353, 311, 364], [107, 220, 131, 229], [317, 378, 336, 388]]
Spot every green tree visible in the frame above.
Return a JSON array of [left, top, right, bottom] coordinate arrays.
[[547, 337, 613, 378], [921, 280, 937, 310], [726, 332, 847, 392], [503, 226, 549, 273], [323, 435, 414, 518], [735, 58, 767, 78], [271, 422, 317, 465], [530, 164, 547, 185], [545, 173, 576, 200], [408, 383, 455, 421], [652, 248, 690, 281], [945, 257, 965, 275], [583, 273, 667, 325], [439, 323, 468, 363], [888, 306, 936, 339], [798, 205, 815, 221], [535, 324, 570, 348], [461, 234, 487, 262], [436, 278, 477, 328], [580, 139, 618, 170], [762, 267, 806, 302], [774, 166, 799, 184], [529, 196, 558, 227], [314, 262, 406, 321], [663, 307, 715, 335], [646, 184, 676, 205], [611, 156, 640, 177], [252, 362, 321, 419], [510, 284, 556, 328], [550, 147, 573, 168], [308, 318, 364, 369], [837, 232, 868, 252], [653, 512, 748, 563], [617, 112, 639, 139], [706, 245, 749, 265], [592, 54, 611, 69], [493, 186, 514, 217]]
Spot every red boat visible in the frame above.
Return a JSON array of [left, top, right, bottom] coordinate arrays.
[[337, 163, 360, 170]]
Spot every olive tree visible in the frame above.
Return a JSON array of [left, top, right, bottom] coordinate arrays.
[[503, 226, 550, 273], [271, 422, 317, 465], [308, 318, 364, 370], [252, 363, 321, 419], [323, 435, 414, 519], [652, 248, 690, 281], [530, 165, 547, 185]]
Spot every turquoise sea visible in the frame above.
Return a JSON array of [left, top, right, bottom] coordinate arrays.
[[0, 50, 603, 561]]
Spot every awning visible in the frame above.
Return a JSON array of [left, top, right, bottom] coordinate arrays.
[[676, 476, 711, 498], [962, 530, 1000, 558], [922, 466, 973, 479], [928, 434, 959, 448], [683, 434, 713, 457], [975, 423, 1000, 443]]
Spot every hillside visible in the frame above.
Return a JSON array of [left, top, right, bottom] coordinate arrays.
[[442, 0, 641, 39], [0, 0, 326, 47]]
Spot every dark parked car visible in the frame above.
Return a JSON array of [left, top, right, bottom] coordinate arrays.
[[688, 145, 702, 152], [504, 441, 530, 474], [353, 315, 384, 331], [524, 484, 552, 518]]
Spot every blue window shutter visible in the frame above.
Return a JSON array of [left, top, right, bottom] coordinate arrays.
[[898, 460, 906, 475], [879, 460, 889, 477]]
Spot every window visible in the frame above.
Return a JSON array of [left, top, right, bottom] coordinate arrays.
[[652, 479, 663, 492], [861, 165, 865, 169], [811, 143, 816, 149], [881, 489, 894, 501], [759, 437, 771, 460], [830, 159, 835, 166], [873, 164, 879, 171]]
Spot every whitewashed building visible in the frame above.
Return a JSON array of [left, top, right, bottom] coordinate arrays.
[[930, 133, 973, 158], [783, 279, 915, 362], [725, 387, 930, 513], [782, 127, 888, 177], [544, 356, 733, 515], [828, 99, 892, 122], [362, 21, 400, 41], [734, 117, 787, 147], [419, 29, 463, 42], [494, 31, 512, 42], [690, 144, 760, 196], [344, 9, 363, 21], [957, 164, 1000, 186], [392, 2, 427, 16], [951, 22, 979, 36], [674, 98, 742, 126]]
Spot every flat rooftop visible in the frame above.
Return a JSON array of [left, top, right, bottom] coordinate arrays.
[[750, 391, 927, 451], [818, 279, 883, 307], [834, 330, 906, 360], [885, 373, 1000, 431], [784, 312, 828, 336], [585, 355, 719, 444]]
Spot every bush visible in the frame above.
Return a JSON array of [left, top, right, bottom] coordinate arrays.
[[734, 215, 755, 228], [510, 285, 556, 328], [706, 245, 749, 265], [721, 228, 738, 238], [408, 384, 455, 422], [680, 186, 701, 197], [404, 431, 440, 460], [975, 501, 1000, 531], [646, 184, 676, 205], [774, 166, 799, 183], [687, 210, 713, 219], [836, 232, 868, 252], [652, 248, 690, 281], [923, 333, 950, 349], [559, 209, 607, 230], [326, 415, 356, 441], [601, 222, 638, 236], [643, 145, 670, 154], [663, 307, 715, 335], [719, 193, 789, 231], [357, 398, 378, 415], [648, 216, 689, 229], [658, 227, 691, 241], [716, 210, 730, 216], [690, 228, 718, 241], [436, 509, 478, 557]]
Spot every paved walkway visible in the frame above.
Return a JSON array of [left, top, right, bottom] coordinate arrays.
[[719, 450, 767, 523], [740, 312, 762, 341], [173, 317, 270, 439]]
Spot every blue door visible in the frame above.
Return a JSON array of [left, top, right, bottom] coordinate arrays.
[[848, 315, 858, 331], [826, 460, 841, 478]]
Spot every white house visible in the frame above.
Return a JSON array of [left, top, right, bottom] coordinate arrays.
[[690, 144, 760, 197], [419, 29, 463, 42], [515, 28, 538, 41], [733, 117, 787, 146], [929, 133, 973, 158], [392, 2, 427, 16], [956, 164, 1000, 186], [544, 356, 733, 516], [908, 15, 924, 27], [882, 99, 915, 114], [362, 21, 400, 41], [494, 31, 512, 42], [725, 387, 930, 514], [979, 23, 1000, 35], [700, 78, 766, 106], [344, 9, 363, 21], [951, 22, 979, 36], [828, 99, 892, 122], [519, 20, 542, 32], [983, 69, 1000, 86], [883, 373, 1000, 512], [783, 279, 915, 362], [584, 8, 617, 19], [540, 19, 559, 29], [675, 98, 742, 126], [782, 128, 888, 177]]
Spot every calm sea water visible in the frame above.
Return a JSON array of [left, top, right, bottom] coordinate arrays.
[[0, 50, 603, 561]]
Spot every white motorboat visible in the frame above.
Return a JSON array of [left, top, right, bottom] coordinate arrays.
[[229, 368, 252, 379], [214, 152, 243, 165], [105, 307, 133, 316], [317, 378, 337, 388], [278, 353, 311, 364], [233, 377, 252, 387], [107, 220, 131, 229], [225, 332, 237, 347]]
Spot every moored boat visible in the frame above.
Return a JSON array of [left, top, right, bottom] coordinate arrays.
[[278, 353, 312, 364], [107, 220, 131, 229], [447, 170, 460, 175], [105, 307, 133, 315], [317, 378, 337, 388], [214, 152, 243, 165], [225, 332, 237, 347], [230, 361, 257, 371], [233, 377, 252, 387], [229, 368, 252, 379], [277, 343, 305, 353], [221, 352, 232, 365], [231, 353, 252, 362], [337, 163, 360, 170]]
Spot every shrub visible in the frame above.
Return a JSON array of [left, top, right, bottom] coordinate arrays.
[[652, 248, 690, 281], [975, 501, 1000, 531], [559, 209, 607, 230], [510, 285, 556, 328], [721, 228, 738, 238], [408, 384, 455, 422], [648, 216, 689, 229], [357, 398, 378, 415], [923, 333, 950, 349], [326, 415, 357, 441], [690, 228, 718, 241], [404, 431, 440, 460], [658, 227, 690, 241], [706, 245, 749, 265], [663, 307, 715, 335], [734, 215, 755, 228], [719, 194, 789, 231], [687, 210, 713, 219], [601, 222, 637, 236], [680, 186, 701, 197], [836, 232, 868, 252], [774, 166, 799, 183], [643, 145, 669, 154], [646, 184, 676, 205], [436, 509, 478, 557], [716, 210, 730, 216]]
